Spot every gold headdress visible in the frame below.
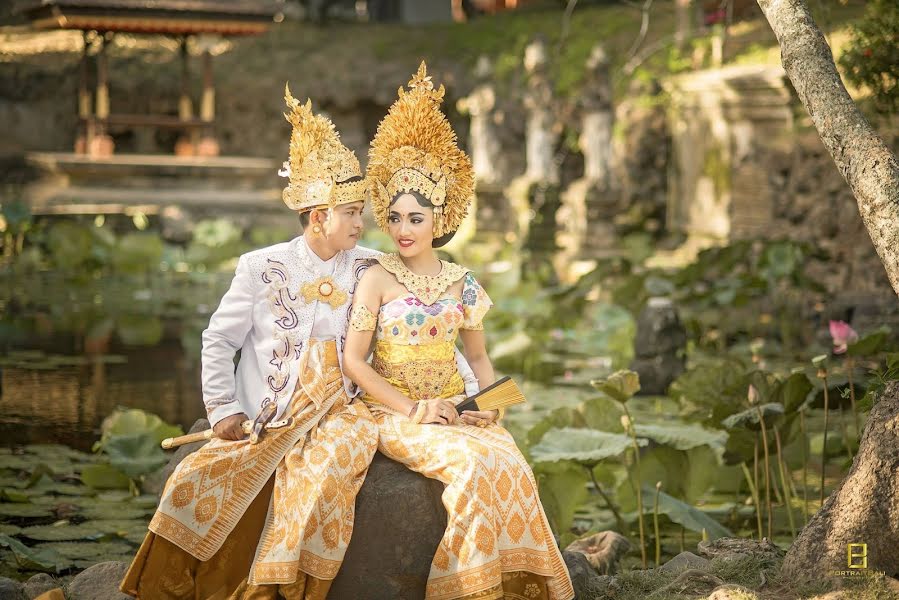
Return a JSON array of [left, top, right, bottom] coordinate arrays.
[[280, 85, 365, 212], [367, 62, 474, 238]]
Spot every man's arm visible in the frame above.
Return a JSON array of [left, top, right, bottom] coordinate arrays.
[[455, 348, 480, 396], [201, 255, 255, 429]]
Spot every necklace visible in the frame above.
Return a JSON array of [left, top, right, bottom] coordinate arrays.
[[297, 237, 347, 309], [377, 253, 469, 306]]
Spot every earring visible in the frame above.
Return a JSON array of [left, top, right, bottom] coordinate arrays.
[[311, 223, 323, 237]]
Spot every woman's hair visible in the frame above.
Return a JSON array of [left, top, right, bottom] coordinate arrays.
[[389, 190, 457, 248]]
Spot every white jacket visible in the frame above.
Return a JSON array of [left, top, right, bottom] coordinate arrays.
[[201, 237, 478, 427]]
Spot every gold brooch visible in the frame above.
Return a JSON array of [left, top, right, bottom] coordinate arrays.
[[300, 276, 347, 309]]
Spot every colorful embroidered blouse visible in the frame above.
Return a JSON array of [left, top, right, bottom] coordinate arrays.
[[354, 254, 492, 403]]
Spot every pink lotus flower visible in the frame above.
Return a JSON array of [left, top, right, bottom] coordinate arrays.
[[829, 320, 858, 355]]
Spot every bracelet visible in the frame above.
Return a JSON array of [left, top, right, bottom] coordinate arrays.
[[411, 400, 427, 424]]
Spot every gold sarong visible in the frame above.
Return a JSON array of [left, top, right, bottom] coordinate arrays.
[[121, 340, 378, 598], [366, 341, 575, 600]]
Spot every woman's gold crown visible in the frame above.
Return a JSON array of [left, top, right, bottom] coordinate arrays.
[[366, 62, 474, 238]]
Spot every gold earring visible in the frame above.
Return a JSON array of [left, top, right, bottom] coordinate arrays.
[[311, 223, 323, 237]]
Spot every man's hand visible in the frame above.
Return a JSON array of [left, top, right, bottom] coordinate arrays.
[[213, 413, 249, 441]]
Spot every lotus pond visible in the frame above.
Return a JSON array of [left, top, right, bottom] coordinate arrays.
[[1, 212, 898, 582]]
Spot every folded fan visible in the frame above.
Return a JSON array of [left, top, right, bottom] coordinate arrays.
[[455, 376, 525, 413]]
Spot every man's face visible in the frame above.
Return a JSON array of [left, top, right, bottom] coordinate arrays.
[[323, 201, 364, 251]]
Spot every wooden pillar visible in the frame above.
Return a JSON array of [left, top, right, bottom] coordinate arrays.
[[90, 32, 114, 156], [197, 48, 220, 156], [176, 37, 195, 156], [76, 31, 92, 154]]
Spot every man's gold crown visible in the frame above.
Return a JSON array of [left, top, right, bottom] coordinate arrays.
[[280, 85, 365, 212]]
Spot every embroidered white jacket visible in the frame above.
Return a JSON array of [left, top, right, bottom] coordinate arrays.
[[201, 237, 479, 427]]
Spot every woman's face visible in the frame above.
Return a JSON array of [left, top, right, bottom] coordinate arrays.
[[387, 193, 434, 258]]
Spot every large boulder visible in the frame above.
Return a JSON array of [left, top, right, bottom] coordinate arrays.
[[328, 452, 447, 599], [629, 297, 686, 394], [64, 561, 130, 600], [0, 577, 25, 600]]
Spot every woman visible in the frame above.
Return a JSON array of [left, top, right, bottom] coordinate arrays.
[[343, 63, 574, 600], [118, 90, 379, 600]]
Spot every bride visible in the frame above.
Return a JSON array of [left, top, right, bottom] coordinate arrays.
[[343, 63, 574, 600]]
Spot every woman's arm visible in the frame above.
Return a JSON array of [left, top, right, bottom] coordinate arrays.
[[343, 269, 457, 425], [458, 329, 500, 425]]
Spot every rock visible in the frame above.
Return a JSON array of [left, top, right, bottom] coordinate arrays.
[[629, 297, 686, 394], [630, 354, 686, 396], [705, 584, 760, 600], [633, 297, 687, 358], [143, 418, 210, 497], [697, 537, 784, 565], [64, 561, 130, 600], [24, 574, 58, 599], [0, 577, 25, 600], [648, 568, 723, 599], [658, 551, 711, 575], [328, 452, 447, 600], [562, 551, 611, 599], [565, 531, 631, 575]]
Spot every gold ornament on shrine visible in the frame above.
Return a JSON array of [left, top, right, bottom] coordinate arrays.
[[301, 276, 348, 309], [367, 62, 474, 239], [279, 85, 366, 213]]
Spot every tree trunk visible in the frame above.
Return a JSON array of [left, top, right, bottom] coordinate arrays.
[[781, 382, 899, 577], [675, 0, 693, 50], [756, 0, 899, 296]]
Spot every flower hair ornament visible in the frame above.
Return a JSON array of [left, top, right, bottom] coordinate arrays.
[[279, 85, 366, 217], [366, 62, 474, 238]]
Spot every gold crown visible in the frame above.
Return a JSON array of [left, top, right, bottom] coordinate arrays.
[[367, 62, 474, 238], [280, 85, 365, 212]]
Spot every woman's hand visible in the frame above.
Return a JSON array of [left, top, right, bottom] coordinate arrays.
[[418, 399, 459, 425], [213, 413, 249, 441], [460, 409, 498, 428]]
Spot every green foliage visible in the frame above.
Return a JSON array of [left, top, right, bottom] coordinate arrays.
[[838, 0, 899, 114], [591, 369, 641, 403], [83, 409, 183, 490], [0, 534, 73, 573], [530, 428, 644, 465]]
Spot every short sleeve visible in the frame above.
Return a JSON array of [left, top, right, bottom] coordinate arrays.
[[461, 272, 492, 330]]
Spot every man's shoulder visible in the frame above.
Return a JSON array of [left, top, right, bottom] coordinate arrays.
[[240, 239, 299, 266], [348, 244, 382, 260]]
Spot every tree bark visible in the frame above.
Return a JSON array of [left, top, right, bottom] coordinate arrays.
[[756, 0, 899, 297], [781, 382, 899, 577]]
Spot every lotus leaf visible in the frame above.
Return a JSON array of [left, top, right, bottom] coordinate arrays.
[[634, 422, 728, 452], [102, 432, 168, 479], [721, 403, 785, 430], [0, 489, 29, 503], [590, 370, 641, 403], [98, 409, 183, 447], [0, 503, 54, 518], [627, 485, 732, 540], [20, 522, 107, 542], [80, 464, 131, 490], [0, 525, 22, 536], [38, 540, 133, 560], [112, 232, 164, 274], [533, 462, 588, 543], [81, 504, 153, 521], [530, 428, 646, 465], [848, 327, 891, 356], [0, 534, 73, 573]]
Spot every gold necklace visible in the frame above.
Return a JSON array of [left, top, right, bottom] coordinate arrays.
[[378, 253, 469, 306]]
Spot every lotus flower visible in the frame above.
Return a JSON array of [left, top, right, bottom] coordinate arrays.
[[829, 320, 858, 355]]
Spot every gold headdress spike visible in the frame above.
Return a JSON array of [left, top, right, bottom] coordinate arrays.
[[279, 84, 365, 213], [367, 61, 474, 238]]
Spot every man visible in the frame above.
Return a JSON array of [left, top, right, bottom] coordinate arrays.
[[122, 90, 379, 599]]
